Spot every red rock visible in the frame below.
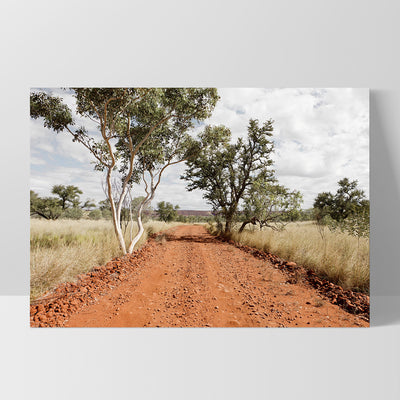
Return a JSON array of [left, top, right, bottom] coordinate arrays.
[[286, 262, 297, 268], [37, 304, 45, 313], [38, 314, 47, 322]]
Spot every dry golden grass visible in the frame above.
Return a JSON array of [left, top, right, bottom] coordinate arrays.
[[30, 219, 180, 301], [224, 221, 369, 293]]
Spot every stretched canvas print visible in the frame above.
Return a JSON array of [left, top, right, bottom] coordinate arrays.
[[30, 88, 369, 327]]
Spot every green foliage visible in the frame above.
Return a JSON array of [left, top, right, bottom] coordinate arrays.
[[130, 196, 149, 211], [328, 202, 370, 239], [313, 178, 369, 238], [313, 191, 334, 223], [240, 178, 303, 231], [98, 199, 111, 211], [314, 178, 366, 222], [30, 190, 63, 220], [157, 201, 179, 222], [62, 207, 83, 220], [101, 209, 112, 219], [30, 92, 73, 132], [114, 90, 219, 190], [82, 199, 96, 211], [176, 214, 213, 223], [120, 207, 131, 230], [31, 187, 85, 220], [182, 119, 275, 233], [51, 184, 82, 210], [88, 209, 102, 220], [97, 199, 113, 219], [30, 88, 219, 176], [297, 208, 315, 221]]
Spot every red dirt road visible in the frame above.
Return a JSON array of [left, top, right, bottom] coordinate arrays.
[[54, 225, 367, 328]]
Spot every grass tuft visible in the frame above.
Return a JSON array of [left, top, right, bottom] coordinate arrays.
[[30, 219, 180, 302], [225, 221, 369, 293]]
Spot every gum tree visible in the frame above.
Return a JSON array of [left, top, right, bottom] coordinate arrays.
[[182, 119, 275, 234], [118, 122, 204, 252], [239, 177, 303, 232], [30, 88, 219, 253]]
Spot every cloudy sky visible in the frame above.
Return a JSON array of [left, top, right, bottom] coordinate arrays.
[[30, 88, 369, 210]]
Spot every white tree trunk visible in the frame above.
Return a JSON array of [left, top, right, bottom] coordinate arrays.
[[127, 190, 154, 253], [128, 203, 145, 253], [107, 170, 127, 254], [112, 212, 127, 254]]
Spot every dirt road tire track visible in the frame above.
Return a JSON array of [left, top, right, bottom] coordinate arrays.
[[31, 225, 368, 327]]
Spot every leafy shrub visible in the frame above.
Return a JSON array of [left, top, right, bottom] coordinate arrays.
[[62, 207, 83, 220], [88, 209, 102, 220], [101, 209, 112, 219]]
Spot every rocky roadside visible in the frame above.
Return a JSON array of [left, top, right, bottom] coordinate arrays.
[[30, 239, 157, 327], [218, 237, 370, 322]]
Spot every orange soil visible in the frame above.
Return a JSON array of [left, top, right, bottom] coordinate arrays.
[[59, 225, 367, 328]]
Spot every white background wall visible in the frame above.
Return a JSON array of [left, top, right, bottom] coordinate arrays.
[[0, 1, 399, 399]]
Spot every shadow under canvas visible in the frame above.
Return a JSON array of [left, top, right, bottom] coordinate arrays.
[[370, 90, 400, 326]]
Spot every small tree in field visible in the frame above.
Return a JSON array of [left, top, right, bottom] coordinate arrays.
[[88, 209, 102, 220], [82, 199, 96, 211], [98, 199, 112, 219], [31, 88, 219, 254], [328, 200, 370, 243], [63, 207, 83, 220], [314, 178, 366, 222], [30, 190, 63, 220], [182, 119, 275, 234], [239, 176, 303, 232], [157, 201, 179, 222], [313, 178, 369, 236], [51, 185, 82, 209]]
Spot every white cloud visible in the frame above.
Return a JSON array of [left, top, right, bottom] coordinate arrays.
[[30, 156, 46, 166], [30, 165, 106, 203], [30, 118, 93, 164]]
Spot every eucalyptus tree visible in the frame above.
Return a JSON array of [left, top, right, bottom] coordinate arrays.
[[30, 88, 219, 253], [239, 176, 303, 232], [118, 122, 204, 252], [182, 119, 275, 234]]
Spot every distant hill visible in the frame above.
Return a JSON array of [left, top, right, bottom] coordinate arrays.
[[177, 210, 212, 217], [144, 209, 212, 218]]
